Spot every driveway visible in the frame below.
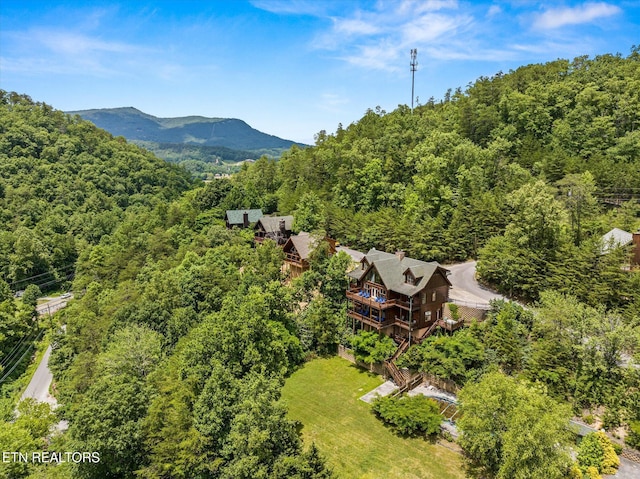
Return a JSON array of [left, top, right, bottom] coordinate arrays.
[[605, 458, 640, 479], [444, 261, 506, 306]]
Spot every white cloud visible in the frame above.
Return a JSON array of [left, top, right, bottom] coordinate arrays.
[[250, 0, 329, 16], [394, 0, 459, 14], [318, 92, 349, 112], [310, 1, 478, 70], [333, 17, 382, 36], [32, 30, 143, 55], [340, 42, 403, 71], [1, 27, 173, 79], [402, 13, 472, 44], [532, 2, 621, 30], [487, 5, 502, 17]]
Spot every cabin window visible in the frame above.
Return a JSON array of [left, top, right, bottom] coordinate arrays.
[[425, 311, 432, 321], [421, 292, 426, 304], [366, 270, 379, 284], [431, 291, 437, 302], [368, 286, 384, 299], [404, 272, 414, 285]]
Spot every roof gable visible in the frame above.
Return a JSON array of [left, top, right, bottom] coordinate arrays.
[[255, 215, 294, 233], [283, 232, 318, 260], [354, 249, 449, 296]]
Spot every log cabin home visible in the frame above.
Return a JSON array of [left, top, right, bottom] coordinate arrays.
[[225, 209, 263, 229], [346, 248, 454, 344], [282, 232, 336, 278], [254, 215, 293, 245]]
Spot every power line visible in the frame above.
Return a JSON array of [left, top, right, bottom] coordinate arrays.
[[0, 331, 44, 384], [0, 329, 38, 368], [8, 263, 76, 288]]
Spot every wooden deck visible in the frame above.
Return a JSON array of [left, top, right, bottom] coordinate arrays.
[[346, 288, 411, 310]]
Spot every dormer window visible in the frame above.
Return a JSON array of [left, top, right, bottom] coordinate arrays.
[[404, 272, 415, 285]]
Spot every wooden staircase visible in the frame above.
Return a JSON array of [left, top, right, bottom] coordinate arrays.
[[391, 338, 410, 361], [417, 321, 439, 342], [385, 338, 416, 391], [384, 359, 406, 388]]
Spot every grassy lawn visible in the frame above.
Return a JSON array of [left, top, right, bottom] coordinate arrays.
[[281, 356, 467, 479]]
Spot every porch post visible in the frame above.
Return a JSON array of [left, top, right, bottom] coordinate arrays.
[[408, 295, 413, 345]]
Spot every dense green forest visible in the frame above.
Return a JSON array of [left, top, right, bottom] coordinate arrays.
[[0, 92, 192, 291], [1, 49, 640, 479]]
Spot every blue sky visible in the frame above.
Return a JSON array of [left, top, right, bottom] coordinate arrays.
[[1, 1, 638, 144]]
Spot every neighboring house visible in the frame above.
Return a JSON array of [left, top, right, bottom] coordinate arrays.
[[601, 227, 640, 266], [336, 245, 365, 263], [225, 209, 263, 229], [346, 249, 453, 344], [282, 232, 336, 278], [254, 215, 293, 245]]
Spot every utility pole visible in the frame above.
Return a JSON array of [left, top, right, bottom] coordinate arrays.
[[410, 48, 418, 113]]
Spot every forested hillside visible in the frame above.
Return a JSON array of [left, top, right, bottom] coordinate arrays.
[[211, 50, 640, 478], [1, 93, 337, 478], [223, 50, 640, 303], [0, 92, 192, 291]]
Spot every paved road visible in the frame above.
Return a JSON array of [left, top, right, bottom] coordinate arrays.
[[20, 295, 70, 431], [36, 296, 71, 316], [605, 458, 640, 479], [21, 345, 56, 405], [444, 261, 506, 305]]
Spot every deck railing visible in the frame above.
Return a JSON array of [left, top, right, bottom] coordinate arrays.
[[436, 318, 465, 331], [347, 310, 394, 329], [346, 288, 412, 310], [284, 252, 304, 265]]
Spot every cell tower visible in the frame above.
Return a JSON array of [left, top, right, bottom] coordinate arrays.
[[410, 48, 418, 113]]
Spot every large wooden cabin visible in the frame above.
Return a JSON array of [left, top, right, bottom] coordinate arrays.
[[346, 249, 452, 344]]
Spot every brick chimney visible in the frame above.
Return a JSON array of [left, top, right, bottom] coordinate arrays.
[[243, 212, 249, 228], [395, 250, 405, 261], [633, 230, 640, 266]]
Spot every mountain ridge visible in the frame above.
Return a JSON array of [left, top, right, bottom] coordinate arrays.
[[67, 107, 301, 151]]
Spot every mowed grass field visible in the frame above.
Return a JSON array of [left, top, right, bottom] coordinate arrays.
[[280, 356, 467, 479]]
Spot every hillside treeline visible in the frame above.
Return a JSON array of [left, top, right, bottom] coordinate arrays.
[[0, 91, 192, 291]]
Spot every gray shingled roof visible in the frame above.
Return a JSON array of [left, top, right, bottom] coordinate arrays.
[[285, 232, 317, 260], [601, 228, 633, 253], [256, 215, 294, 233], [347, 248, 449, 296], [225, 209, 263, 225]]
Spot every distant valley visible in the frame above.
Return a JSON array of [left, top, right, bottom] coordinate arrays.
[[68, 107, 305, 179]]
